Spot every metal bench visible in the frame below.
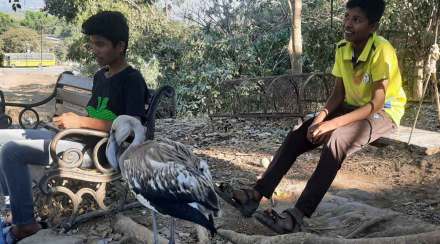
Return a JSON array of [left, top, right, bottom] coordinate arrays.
[[207, 72, 334, 119], [0, 71, 175, 229]]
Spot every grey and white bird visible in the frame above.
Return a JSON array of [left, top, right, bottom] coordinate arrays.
[[105, 115, 220, 244]]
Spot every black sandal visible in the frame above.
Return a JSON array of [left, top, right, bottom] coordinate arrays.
[[214, 182, 259, 217], [254, 208, 303, 234]]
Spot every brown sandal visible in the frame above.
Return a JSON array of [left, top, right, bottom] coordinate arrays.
[[254, 208, 303, 234], [214, 182, 260, 217]]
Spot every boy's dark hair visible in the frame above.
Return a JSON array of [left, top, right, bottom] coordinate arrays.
[[346, 0, 385, 24], [82, 11, 129, 54]]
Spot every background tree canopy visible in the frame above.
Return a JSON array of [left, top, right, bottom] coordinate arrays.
[[1, 0, 438, 115], [0, 12, 16, 35], [0, 27, 40, 53]]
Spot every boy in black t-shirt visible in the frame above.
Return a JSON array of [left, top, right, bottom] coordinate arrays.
[[54, 11, 150, 130], [0, 11, 149, 242]]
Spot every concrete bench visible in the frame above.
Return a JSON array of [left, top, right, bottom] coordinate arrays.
[[372, 125, 440, 155]]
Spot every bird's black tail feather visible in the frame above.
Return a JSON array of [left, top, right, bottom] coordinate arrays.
[[153, 201, 217, 235]]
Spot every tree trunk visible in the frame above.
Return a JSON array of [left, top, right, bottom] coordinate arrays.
[[288, 0, 302, 74], [413, 59, 424, 100], [431, 72, 440, 125]]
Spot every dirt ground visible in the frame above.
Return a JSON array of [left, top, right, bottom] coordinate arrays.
[[1, 68, 440, 243]]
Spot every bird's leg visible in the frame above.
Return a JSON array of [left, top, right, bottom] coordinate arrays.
[[152, 210, 159, 244], [117, 183, 129, 212], [168, 217, 176, 244]]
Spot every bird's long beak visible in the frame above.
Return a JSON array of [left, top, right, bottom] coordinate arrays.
[[106, 133, 121, 170]]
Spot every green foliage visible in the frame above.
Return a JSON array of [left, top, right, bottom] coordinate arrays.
[[302, 0, 344, 72], [381, 0, 438, 90], [20, 11, 72, 38], [63, 0, 304, 114], [61, 0, 439, 115], [0, 10, 73, 61], [21, 11, 54, 34], [0, 12, 17, 35], [0, 27, 40, 53], [44, 0, 81, 21], [45, 0, 157, 22], [8, 0, 22, 11], [163, 0, 293, 114]]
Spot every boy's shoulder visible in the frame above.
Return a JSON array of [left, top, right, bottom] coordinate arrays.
[[335, 34, 395, 52], [124, 66, 145, 84], [336, 39, 348, 49], [92, 67, 107, 83], [95, 66, 143, 78]]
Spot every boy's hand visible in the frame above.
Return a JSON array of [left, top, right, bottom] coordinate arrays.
[[307, 121, 336, 144], [53, 112, 82, 129], [307, 122, 319, 143]]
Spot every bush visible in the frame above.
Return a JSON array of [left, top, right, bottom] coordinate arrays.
[[0, 27, 41, 53], [0, 13, 16, 35]]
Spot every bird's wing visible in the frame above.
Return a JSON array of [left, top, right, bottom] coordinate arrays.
[[157, 138, 197, 160], [135, 138, 200, 168], [125, 161, 219, 213]]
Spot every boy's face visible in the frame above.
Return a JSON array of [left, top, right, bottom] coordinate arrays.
[[343, 7, 377, 46], [88, 35, 125, 66]]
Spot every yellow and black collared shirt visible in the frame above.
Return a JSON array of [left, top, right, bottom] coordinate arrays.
[[332, 32, 406, 125]]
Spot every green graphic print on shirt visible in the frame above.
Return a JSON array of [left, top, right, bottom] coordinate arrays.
[[86, 96, 117, 121]]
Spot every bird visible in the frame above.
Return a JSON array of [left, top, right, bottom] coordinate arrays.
[[105, 115, 220, 244]]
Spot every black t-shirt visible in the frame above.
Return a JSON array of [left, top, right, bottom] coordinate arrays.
[[86, 66, 150, 123]]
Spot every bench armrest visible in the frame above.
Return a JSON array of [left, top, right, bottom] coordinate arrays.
[[40, 122, 61, 132], [50, 128, 114, 173]]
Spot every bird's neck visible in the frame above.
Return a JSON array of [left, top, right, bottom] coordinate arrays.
[[119, 131, 145, 171]]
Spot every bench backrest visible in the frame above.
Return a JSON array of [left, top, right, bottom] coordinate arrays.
[[55, 73, 93, 116], [54, 72, 160, 117]]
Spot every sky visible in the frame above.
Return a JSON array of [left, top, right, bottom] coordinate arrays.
[[0, 0, 214, 22], [0, 0, 45, 13]]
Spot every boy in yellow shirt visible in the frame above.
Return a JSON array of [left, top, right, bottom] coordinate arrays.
[[217, 0, 406, 234]]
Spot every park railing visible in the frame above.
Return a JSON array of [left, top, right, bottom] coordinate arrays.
[[208, 72, 334, 119]]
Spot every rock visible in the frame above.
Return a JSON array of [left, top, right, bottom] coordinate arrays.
[[117, 237, 143, 244], [178, 232, 190, 238], [112, 233, 123, 240], [20, 229, 84, 244], [86, 238, 112, 244], [260, 157, 270, 168]]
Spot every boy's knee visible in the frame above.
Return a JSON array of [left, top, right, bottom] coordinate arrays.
[[0, 141, 20, 170], [326, 128, 349, 148], [322, 130, 350, 166]]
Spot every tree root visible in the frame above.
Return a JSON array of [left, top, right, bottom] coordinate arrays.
[[218, 228, 440, 244], [61, 202, 142, 231], [345, 214, 398, 238], [113, 214, 168, 244], [196, 225, 210, 244]]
